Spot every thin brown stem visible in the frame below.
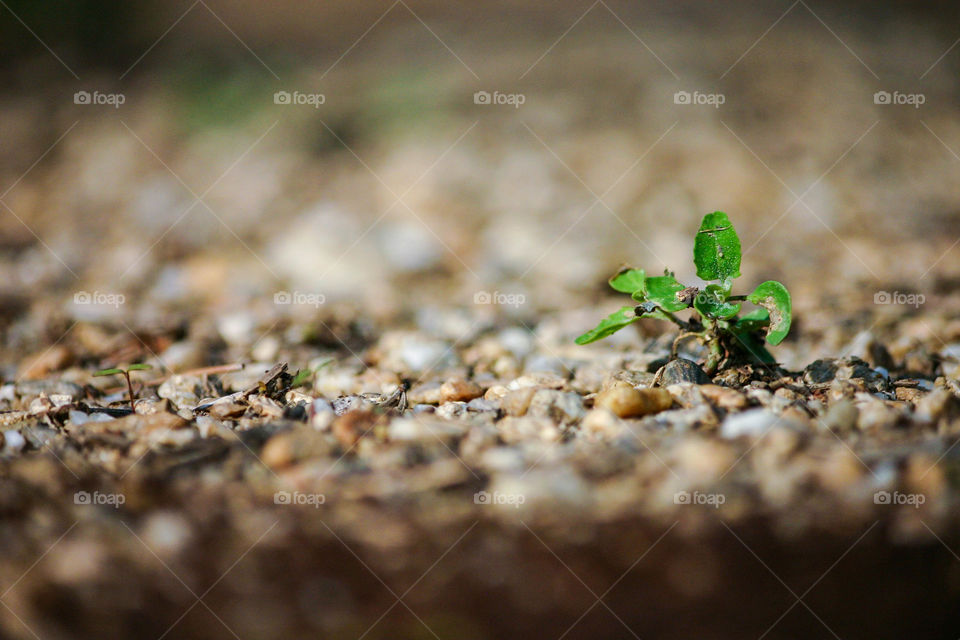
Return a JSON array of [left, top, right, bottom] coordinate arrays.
[[123, 371, 136, 413]]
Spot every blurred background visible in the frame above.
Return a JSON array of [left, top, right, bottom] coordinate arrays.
[[2, 0, 960, 369], [5, 4, 960, 639]]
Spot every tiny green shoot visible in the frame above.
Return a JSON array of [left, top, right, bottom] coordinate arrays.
[[94, 363, 154, 412], [290, 358, 335, 388], [576, 212, 792, 374]]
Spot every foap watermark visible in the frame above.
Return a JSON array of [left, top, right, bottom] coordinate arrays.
[[474, 290, 525, 308], [74, 90, 125, 108], [874, 91, 924, 108], [74, 490, 126, 508], [474, 90, 525, 108], [874, 490, 925, 508], [674, 490, 725, 508], [874, 291, 925, 308], [274, 490, 326, 508], [474, 490, 525, 508], [274, 290, 326, 308], [274, 90, 325, 108], [674, 90, 725, 108], [74, 290, 125, 308]]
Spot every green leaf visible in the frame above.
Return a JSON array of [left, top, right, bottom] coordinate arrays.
[[734, 308, 770, 333], [730, 330, 776, 364], [608, 267, 646, 294], [127, 364, 153, 371], [291, 369, 312, 387], [644, 275, 688, 312], [575, 306, 639, 345], [746, 281, 792, 345], [693, 211, 741, 281], [634, 300, 672, 321], [93, 368, 123, 377], [693, 284, 741, 319]]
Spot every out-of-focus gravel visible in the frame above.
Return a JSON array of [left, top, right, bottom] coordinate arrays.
[[3, 7, 960, 639]]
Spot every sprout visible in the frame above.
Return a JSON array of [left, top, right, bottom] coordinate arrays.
[[576, 212, 791, 375]]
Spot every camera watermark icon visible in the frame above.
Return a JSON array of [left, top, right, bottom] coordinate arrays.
[[274, 490, 326, 508], [474, 490, 525, 508], [274, 290, 326, 308], [873, 290, 925, 308], [474, 290, 525, 308], [874, 490, 925, 508], [873, 91, 924, 108], [674, 91, 725, 108], [74, 90, 126, 108], [73, 290, 125, 308], [674, 490, 725, 508], [274, 90, 325, 108], [74, 490, 125, 508], [473, 90, 525, 108]]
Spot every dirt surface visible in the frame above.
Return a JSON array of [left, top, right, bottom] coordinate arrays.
[[3, 3, 960, 639]]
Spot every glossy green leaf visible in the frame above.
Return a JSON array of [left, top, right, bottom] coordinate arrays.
[[608, 267, 646, 294], [734, 308, 770, 333], [730, 330, 776, 364], [575, 306, 639, 345], [746, 281, 792, 345], [93, 368, 123, 377], [127, 364, 153, 371], [693, 211, 741, 281], [694, 284, 741, 319], [644, 275, 688, 312]]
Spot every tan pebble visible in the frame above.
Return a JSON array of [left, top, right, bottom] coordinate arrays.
[[332, 410, 379, 447], [666, 383, 708, 409], [501, 387, 536, 417], [491, 355, 521, 379], [407, 382, 444, 405], [595, 387, 672, 418], [916, 388, 960, 423], [484, 385, 509, 401], [774, 387, 799, 401], [440, 379, 483, 403], [262, 432, 295, 469], [209, 401, 247, 420], [138, 412, 190, 433], [895, 387, 926, 403], [581, 408, 625, 439], [821, 399, 858, 432], [856, 400, 899, 431], [507, 373, 564, 391], [699, 385, 747, 410]]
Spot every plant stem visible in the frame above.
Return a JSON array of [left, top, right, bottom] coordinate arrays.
[[123, 371, 135, 413], [671, 331, 707, 359], [660, 309, 693, 331]]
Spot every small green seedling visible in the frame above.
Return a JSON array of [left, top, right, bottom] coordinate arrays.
[[576, 212, 791, 374], [94, 364, 154, 412], [290, 358, 334, 388]]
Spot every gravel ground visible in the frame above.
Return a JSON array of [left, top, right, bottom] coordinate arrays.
[[3, 4, 960, 639]]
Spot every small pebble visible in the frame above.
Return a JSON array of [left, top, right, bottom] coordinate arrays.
[[3, 429, 26, 453], [821, 400, 858, 432], [595, 386, 672, 418], [658, 359, 710, 386], [440, 379, 483, 403], [720, 409, 779, 438]]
